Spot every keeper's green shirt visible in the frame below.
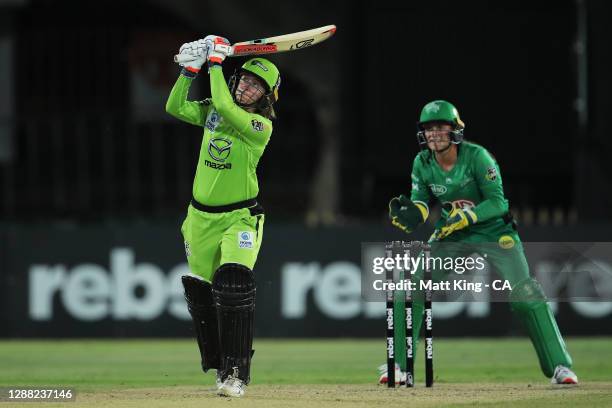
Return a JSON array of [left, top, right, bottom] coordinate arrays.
[[166, 66, 272, 206], [410, 142, 510, 233]]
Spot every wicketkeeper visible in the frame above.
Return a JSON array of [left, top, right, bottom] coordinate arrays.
[[381, 100, 578, 385], [166, 35, 281, 398]]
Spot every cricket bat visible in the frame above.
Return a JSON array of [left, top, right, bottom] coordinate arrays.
[[174, 25, 336, 63]]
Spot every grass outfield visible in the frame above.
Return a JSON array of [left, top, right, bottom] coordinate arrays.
[[0, 337, 611, 407]]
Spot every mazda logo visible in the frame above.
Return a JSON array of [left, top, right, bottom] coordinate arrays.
[[208, 138, 232, 162]]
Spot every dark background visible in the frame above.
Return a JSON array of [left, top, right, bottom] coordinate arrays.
[[1, 0, 612, 338], [1, 0, 610, 223]]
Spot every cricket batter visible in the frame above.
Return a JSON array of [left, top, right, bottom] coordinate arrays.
[[382, 100, 578, 385], [166, 36, 281, 397]]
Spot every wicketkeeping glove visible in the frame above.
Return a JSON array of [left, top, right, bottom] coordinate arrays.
[[203, 35, 231, 65], [435, 207, 477, 240], [388, 195, 428, 233], [178, 39, 208, 73]]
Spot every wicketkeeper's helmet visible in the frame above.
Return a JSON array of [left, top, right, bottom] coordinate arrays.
[[416, 100, 465, 149]]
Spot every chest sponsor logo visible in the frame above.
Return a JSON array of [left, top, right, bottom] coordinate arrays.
[[204, 160, 232, 170], [206, 137, 233, 170], [205, 110, 221, 132], [208, 137, 232, 162], [429, 184, 447, 196]]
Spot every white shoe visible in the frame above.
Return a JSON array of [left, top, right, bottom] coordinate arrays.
[[217, 368, 247, 397], [551, 365, 578, 385], [378, 363, 407, 385], [215, 371, 223, 389]]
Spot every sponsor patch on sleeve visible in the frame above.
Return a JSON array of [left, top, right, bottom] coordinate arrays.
[[485, 166, 497, 181], [251, 119, 264, 132], [238, 231, 254, 249]]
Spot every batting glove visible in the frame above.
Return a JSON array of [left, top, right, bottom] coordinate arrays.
[[178, 39, 208, 73], [436, 207, 477, 240], [203, 35, 231, 65]]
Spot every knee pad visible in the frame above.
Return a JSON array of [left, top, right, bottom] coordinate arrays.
[[212, 263, 256, 311]]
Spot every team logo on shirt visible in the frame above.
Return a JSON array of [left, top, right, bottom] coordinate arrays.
[[251, 119, 264, 132], [485, 166, 497, 181]]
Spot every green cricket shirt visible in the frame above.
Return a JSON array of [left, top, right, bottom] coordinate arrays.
[[166, 66, 272, 206], [410, 142, 510, 233]]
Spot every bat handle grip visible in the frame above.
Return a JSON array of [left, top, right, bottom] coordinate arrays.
[[173, 46, 235, 64]]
